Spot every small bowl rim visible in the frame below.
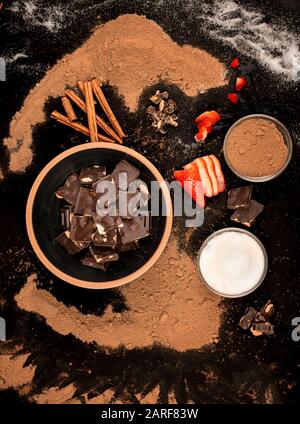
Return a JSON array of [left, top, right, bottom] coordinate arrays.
[[26, 142, 173, 290], [197, 227, 268, 298], [223, 114, 293, 182]]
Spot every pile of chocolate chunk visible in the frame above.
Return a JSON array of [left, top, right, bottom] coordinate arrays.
[[239, 300, 275, 336], [147, 90, 178, 134], [227, 185, 264, 227], [55, 160, 151, 271]]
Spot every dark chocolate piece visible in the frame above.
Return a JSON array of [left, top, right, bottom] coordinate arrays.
[[92, 228, 118, 248], [239, 306, 257, 330], [227, 185, 253, 209], [260, 300, 274, 319], [55, 231, 89, 255], [119, 217, 148, 245], [93, 175, 117, 215], [74, 188, 99, 216], [118, 192, 140, 217], [60, 205, 73, 230], [93, 213, 123, 235], [231, 199, 264, 227], [89, 246, 119, 264], [70, 216, 95, 241], [81, 252, 108, 270], [80, 165, 106, 185], [112, 160, 140, 188], [55, 173, 80, 206], [250, 322, 274, 336], [116, 239, 139, 252]]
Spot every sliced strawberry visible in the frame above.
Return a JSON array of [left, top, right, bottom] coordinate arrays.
[[202, 156, 219, 196], [194, 126, 208, 143], [235, 76, 247, 92], [230, 57, 240, 69], [227, 93, 239, 104], [193, 158, 213, 198], [209, 155, 226, 193], [197, 118, 213, 132], [195, 110, 221, 126], [173, 165, 205, 208]]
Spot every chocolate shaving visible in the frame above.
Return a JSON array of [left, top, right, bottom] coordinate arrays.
[[148, 90, 178, 134], [239, 306, 257, 330]]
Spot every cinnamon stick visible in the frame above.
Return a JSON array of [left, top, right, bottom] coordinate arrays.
[[50, 111, 115, 143], [77, 80, 85, 95], [91, 78, 125, 139], [61, 96, 77, 122], [84, 81, 98, 143], [65, 89, 123, 143]]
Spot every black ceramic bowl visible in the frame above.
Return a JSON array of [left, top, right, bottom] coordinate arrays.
[[26, 143, 172, 289]]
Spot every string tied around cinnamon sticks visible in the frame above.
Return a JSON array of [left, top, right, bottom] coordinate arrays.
[[51, 78, 125, 144]]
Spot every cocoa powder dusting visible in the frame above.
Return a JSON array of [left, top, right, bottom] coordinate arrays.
[[16, 238, 221, 353], [226, 118, 288, 177], [4, 14, 226, 173]]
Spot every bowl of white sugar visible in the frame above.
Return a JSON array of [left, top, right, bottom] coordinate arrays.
[[198, 228, 268, 298]]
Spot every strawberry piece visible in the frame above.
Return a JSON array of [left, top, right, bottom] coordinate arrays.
[[195, 110, 221, 126], [202, 156, 219, 196], [194, 126, 208, 143], [227, 93, 239, 104], [230, 57, 240, 69], [197, 118, 213, 133], [174, 165, 205, 208], [210, 155, 226, 192], [236, 76, 247, 92], [193, 158, 213, 198]]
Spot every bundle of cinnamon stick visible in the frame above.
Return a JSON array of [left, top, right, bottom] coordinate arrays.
[[51, 78, 125, 144]]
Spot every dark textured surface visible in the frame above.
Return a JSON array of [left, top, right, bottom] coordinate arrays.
[[0, 0, 299, 404]]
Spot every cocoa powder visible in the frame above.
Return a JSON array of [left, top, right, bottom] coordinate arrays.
[[226, 118, 288, 177]]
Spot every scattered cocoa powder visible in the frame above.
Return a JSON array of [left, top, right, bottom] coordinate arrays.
[[226, 118, 288, 177], [16, 238, 221, 353], [4, 14, 226, 173]]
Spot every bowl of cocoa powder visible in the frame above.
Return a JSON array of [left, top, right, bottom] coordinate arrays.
[[224, 114, 293, 182]]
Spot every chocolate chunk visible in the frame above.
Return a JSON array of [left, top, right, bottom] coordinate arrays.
[[79, 165, 106, 185], [81, 252, 108, 270], [74, 188, 99, 216], [239, 306, 257, 330], [260, 300, 274, 319], [250, 322, 274, 336], [70, 216, 95, 241], [89, 246, 119, 263], [116, 239, 139, 252], [60, 205, 73, 230], [131, 179, 150, 206], [118, 192, 141, 217], [55, 231, 89, 255], [93, 175, 117, 215], [119, 217, 148, 245], [55, 173, 80, 206], [92, 228, 118, 248], [112, 160, 140, 188], [227, 185, 253, 209], [93, 213, 123, 235], [231, 199, 264, 227]]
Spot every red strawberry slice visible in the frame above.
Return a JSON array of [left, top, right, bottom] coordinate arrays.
[[193, 158, 213, 198], [236, 76, 247, 91], [194, 126, 208, 143], [195, 111, 221, 126], [230, 57, 240, 69], [227, 93, 239, 104], [173, 164, 205, 208], [210, 155, 226, 192]]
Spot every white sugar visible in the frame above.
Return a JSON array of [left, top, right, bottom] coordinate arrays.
[[199, 231, 266, 296]]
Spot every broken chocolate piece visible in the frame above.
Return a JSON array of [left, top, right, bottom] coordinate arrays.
[[81, 252, 108, 270], [227, 185, 253, 209], [93, 213, 123, 235], [60, 205, 73, 230], [116, 239, 139, 252], [89, 246, 119, 264], [112, 160, 140, 188], [55, 173, 80, 206], [260, 300, 274, 319], [231, 199, 264, 227], [70, 216, 95, 242], [119, 216, 148, 245], [80, 165, 106, 185], [250, 322, 274, 336], [55, 231, 89, 255], [74, 188, 99, 216], [92, 228, 118, 248], [239, 306, 257, 330]]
